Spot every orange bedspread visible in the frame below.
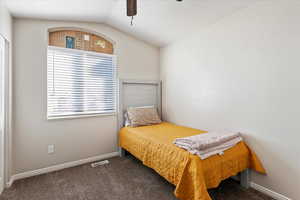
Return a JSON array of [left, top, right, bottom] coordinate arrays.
[[119, 122, 266, 200]]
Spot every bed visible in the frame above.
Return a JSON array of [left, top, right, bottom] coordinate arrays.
[[118, 80, 266, 200]]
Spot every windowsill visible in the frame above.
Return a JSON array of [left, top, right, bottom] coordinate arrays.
[[47, 112, 116, 120]]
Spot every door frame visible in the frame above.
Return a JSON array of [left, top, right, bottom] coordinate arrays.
[[0, 34, 11, 194], [0, 34, 5, 194]]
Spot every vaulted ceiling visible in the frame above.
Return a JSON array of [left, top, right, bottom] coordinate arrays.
[[5, 0, 262, 47]]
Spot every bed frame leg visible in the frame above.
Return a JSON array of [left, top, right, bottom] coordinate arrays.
[[120, 148, 127, 157], [240, 169, 250, 189]]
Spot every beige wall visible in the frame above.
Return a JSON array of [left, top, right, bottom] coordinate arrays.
[[160, 0, 299, 199], [13, 18, 160, 174]]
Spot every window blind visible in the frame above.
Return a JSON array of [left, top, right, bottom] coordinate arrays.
[[47, 46, 117, 118]]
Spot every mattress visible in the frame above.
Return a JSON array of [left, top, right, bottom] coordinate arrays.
[[119, 122, 266, 200]]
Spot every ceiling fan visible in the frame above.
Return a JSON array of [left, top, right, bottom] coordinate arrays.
[[127, 0, 183, 26]]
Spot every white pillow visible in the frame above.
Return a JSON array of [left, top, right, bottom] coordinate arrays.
[[126, 106, 161, 127]]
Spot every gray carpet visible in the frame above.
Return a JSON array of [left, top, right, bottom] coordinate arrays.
[[0, 155, 274, 200]]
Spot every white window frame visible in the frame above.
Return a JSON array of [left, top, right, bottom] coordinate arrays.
[[47, 46, 118, 120]]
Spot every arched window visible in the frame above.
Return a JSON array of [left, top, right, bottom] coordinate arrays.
[[47, 29, 117, 119], [49, 30, 114, 54]]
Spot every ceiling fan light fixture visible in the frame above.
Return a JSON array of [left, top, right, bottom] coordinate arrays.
[[126, 0, 182, 26], [127, 0, 137, 17], [127, 0, 137, 25]]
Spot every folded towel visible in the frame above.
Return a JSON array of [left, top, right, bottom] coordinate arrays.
[[189, 136, 242, 159], [174, 131, 240, 150], [174, 131, 243, 159]]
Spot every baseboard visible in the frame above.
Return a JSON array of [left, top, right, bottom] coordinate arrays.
[[6, 152, 119, 188], [250, 182, 292, 200]]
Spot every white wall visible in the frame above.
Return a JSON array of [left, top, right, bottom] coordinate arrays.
[[13, 18, 160, 174], [160, 0, 299, 199]]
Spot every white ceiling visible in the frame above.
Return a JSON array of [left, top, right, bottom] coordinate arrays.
[[5, 0, 262, 47]]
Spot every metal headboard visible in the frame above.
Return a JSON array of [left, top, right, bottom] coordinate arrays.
[[118, 79, 162, 130]]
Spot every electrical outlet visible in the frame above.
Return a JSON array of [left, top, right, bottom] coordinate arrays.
[[48, 145, 55, 154]]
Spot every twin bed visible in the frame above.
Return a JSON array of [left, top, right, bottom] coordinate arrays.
[[118, 80, 265, 200]]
